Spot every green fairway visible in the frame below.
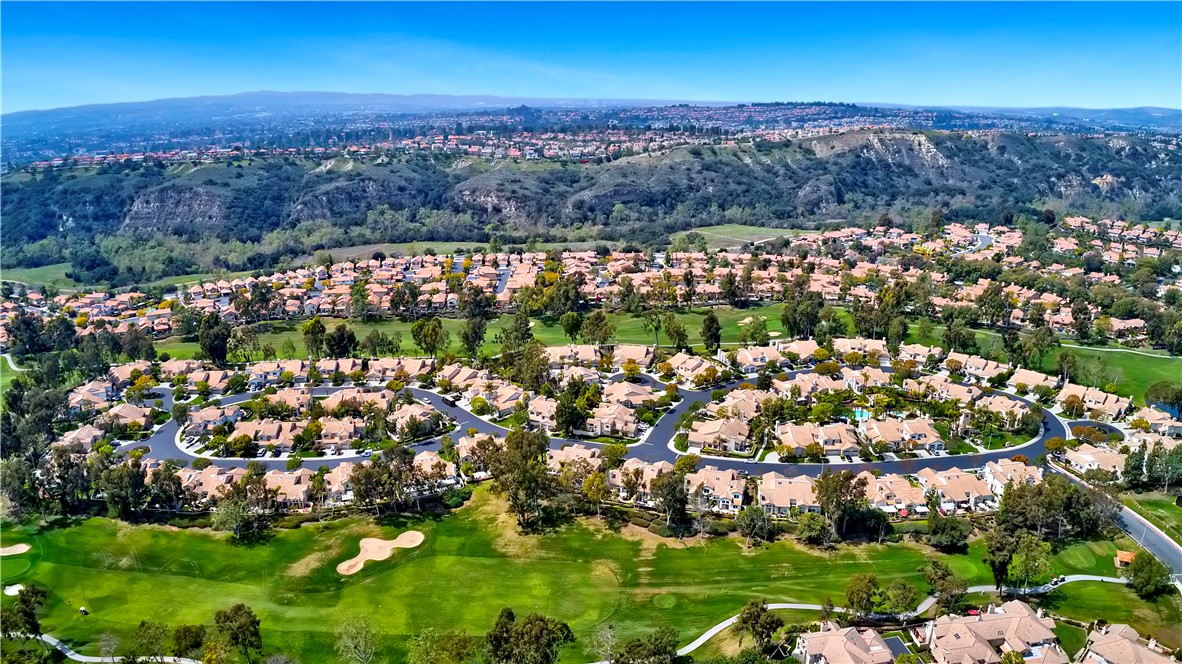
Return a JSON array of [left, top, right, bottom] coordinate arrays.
[[1053, 623, 1087, 659], [1031, 581, 1182, 649], [0, 354, 19, 405], [671, 224, 816, 251], [1123, 492, 1182, 544], [1, 262, 76, 289], [3, 489, 1173, 662], [155, 304, 794, 360]]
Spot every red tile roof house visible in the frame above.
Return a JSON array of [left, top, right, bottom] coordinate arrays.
[[858, 471, 926, 515], [584, 402, 639, 438], [545, 444, 603, 473], [919, 600, 1066, 664], [689, 417, 751, 454], [231, 419, 307, 453], [983, 459, 1044, 497], [758, 472, 819, 516], [68, 379, 115, 415], [685, 466, 745, 515], [917, 467, 995, 510], [607, 458, 674, 506], [1056, 383, 1132, 421], [102, 403, 153, 430], [860, 417, 944, 452], [184, 405, 244, 435], [53, 424, 106, 452]]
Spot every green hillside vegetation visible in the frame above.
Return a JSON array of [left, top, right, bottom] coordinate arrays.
[[2, 488, 1176, 662], [6, 129, 1180, 286]]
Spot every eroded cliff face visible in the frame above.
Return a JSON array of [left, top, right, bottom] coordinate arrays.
[[122, 184, 228, 233]]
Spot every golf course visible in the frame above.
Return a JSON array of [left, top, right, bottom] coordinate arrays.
[[2, 487, 1179, 662]]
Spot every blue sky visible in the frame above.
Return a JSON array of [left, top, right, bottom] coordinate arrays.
[[2, 2, 1178, 112]]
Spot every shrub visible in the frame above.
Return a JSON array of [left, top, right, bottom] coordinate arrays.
[[192, 458, 212, 470], [648, 521, 675, 538], [441, 486, 473, 509]]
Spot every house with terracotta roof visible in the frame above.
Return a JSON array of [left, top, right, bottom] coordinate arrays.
[[917, 467, 994, 510], [54, 424, 106, 452], [688, 417, 751, 453], [1064, 443, 1126, 478], [602, 381, 658, 408], [858, 471, 926, 515], [103, 403, 153, 429], [546, 444, 602, 473], [1007, 368, 1058, 393], [607, 458, 674, 506], [758, 472, 818, 515], [1079, 624, 1172, 664], [982, 459, 1043, 496], [1056, 383, 1131, 421], [860, 417, 943, 452], [685, 465, 744, 514], [728, 345, 784, 373], [585, 402, 639, 438], [919, 600, 1067, 664], [797, 622, 893, 664]]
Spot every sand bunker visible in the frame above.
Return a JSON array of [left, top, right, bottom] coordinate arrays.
[[336, 531, 425, 575], [736, 316, 767, 327], [0, 543, 30, 556], [3, 584, 23, 596], [768, 331, 782, 337]]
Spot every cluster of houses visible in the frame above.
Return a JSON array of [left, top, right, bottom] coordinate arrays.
[[797, 599, 1174, 664]]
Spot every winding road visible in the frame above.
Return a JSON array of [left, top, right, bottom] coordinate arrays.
[[142, 368, 1068, 478]]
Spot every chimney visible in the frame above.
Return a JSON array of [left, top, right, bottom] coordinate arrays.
[[1037, 608, 1044, 619], [925, 620, 935, 644], [1148, 638, 1158, 651]]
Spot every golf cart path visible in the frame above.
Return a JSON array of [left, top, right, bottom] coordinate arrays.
[[649, 574, 1125, 661]]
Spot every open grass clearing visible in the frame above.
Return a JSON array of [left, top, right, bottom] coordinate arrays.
[[1, 262, 77, 289], [671, 224, 818, 251], [2, 489, 1174, 662], [1122, 492, 1182, 544]]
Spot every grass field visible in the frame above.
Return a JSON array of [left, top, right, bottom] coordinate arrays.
[[1053, 623, 1088, 659], [671, 224, 816, 251], [0, 354, 18, 404], [155, 304, 796, 360], [1, 262, 77, 289], [1, 489, 1175, 662], [291, 239, 619, 266], [906, 324, 1181, 405], [1122, 492, 1182, 544]]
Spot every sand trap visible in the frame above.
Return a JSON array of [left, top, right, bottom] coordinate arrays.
[[3, 584, 23, 596], [0, 543, 30, 556], [336, 531, 425, 575], [736, 316, 767, 327], [768, 331, 782, 337]]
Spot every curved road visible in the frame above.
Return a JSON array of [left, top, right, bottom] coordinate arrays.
[[143, 368, 1066, 479]]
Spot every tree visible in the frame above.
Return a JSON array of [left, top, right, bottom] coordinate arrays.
[[602, 443, 629, 469], [924, 560, 968, 612], [581, 309, 616, 347], [411, 317, 449, 357], [405, 628, 478, 664], [485, 608, 574, 664], [701, 311, 722, 351], [324, 323, 358, 358], [199, 314, 233, 367], [882, 579, 919, 616], [927, 514, 972, 552], [796, 512, 830, 545], [651, 470, 688, 526], [735, 505, 774, 547], [4, 584, 47, 650], [611, 626, 679, 664], [641, 310, 663, 349], [215, 603, 263, 663], [173, 624, 207, 658], [488, 428, 554, 528], [335, 619, 379, 664], [582, 471, 609, 516], [664, 313, 689, 351], [1007, 532, 1052, 593], [302, 316, 327, 359], [813, 469, 868, 539], [622, 358, 642, 382], [731, 599, 783, 649], [460, 316, 487, 358], [133, 620, 170, 662], [559, 312, 583, 342], [1124, 552, 1172, 598], [845, 573, 879, 617]]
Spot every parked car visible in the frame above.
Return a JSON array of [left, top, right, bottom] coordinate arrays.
[[442, 397, 457, 407]]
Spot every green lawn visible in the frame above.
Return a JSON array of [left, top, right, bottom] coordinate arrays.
[[1122, 492, 1182, 544], [671, 224, 817, 251], [906, 323, 1181, 405], [0, 354, 19, 405], [3, 489, 1174, 662], [155, 304, 795, 360], [1, 262, 76, 289], [1054, 623, 1088, 659]]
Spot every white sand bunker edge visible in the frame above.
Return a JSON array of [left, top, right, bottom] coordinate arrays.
[[336, 531, 425, 576], [0, 543, 30, 556], [3, 584, 24, 596]]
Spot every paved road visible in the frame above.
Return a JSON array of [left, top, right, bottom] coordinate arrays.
[[144, 367, 1067, 478], [953, 233, 995, 257], [1050, 463, 1182, 579]]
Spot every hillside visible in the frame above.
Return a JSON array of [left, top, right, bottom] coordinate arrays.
[[3, 129, 1181, 285]]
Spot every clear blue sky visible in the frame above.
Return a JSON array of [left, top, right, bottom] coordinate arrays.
[[2, 2, 1179, 112]]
